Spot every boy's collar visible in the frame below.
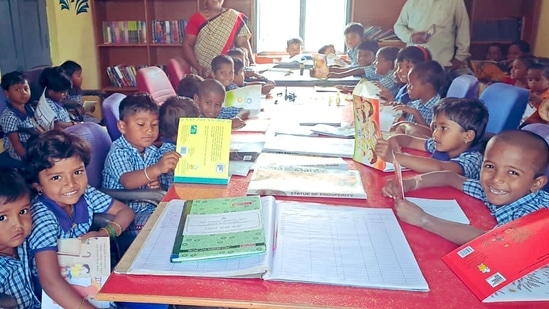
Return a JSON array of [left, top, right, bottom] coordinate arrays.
[[38, 193, 89, 232]]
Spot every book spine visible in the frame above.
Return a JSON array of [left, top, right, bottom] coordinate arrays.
[[171, 200, 193, 263]]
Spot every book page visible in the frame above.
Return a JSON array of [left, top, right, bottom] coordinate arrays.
[[33, 89, 56, 132], [485, 265, 549, 302], [264, 202, 429, 291], [128, 197, 277, 277], [406, 197, 470, 224]]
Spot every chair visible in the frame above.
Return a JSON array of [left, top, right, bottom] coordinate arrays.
[[101, 93, 126, 141], [479, 82, 529, 134], [136, 66, 176, 105], [446, 74, 479, 99], [167, 57, 190, 90], [521, 123, 549, 192], [24, 65, 48, 104]]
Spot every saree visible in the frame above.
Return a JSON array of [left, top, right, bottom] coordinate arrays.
[[192, 9, 251, 75]]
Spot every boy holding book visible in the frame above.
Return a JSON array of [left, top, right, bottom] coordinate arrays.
[[194, 79, 249, 129]]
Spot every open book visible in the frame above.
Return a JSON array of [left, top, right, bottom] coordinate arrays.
[[442, 208, 549, 302], [469, 60, 508, 83], [121, 197, 429, 292]]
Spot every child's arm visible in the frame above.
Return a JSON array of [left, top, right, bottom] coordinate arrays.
[[119, 151, 181, 189], [393, 105, 430, 127], [80, 200, 135, 240], [375, 83, 396, 102], [328, 67, 363, 79], [6, 132, 26, 158], [382, 170, 466, 199], [393, 198, 485, 245], [336, 85, 355, 94]]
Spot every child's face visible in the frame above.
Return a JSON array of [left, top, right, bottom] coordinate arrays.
[[47, 89, 68, 102], [0, 194, 32, 251], [506, 45, 523, 61], [527, 69, 549, 94], [286, 43, 303, 58], [395, 60, 414, 83], [480, 140, 545, 206], [344, 33, 361, 49], [194, 91, 224, 118], [35, 155, 88, 209], [510, 59, 528, 80], [118, 111, 159, 152], [323, 46, 336, 55], [431, 113, 470, 156], [406, 71, 427, 100], [234, 69, 245, 87], [358, 50, 375, 67], [234, 54, 249, 67], [5, 81, 31, 106], [71, 70, 83, 88], [213, 63, 234, 87], [373, 54, 393, 76], [486, 46, 503, 62]]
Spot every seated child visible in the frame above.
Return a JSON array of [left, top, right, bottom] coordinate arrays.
[[60, 60, 101, 124], [375, 98, 488, 179], [505, 40, 531, 70], [0, 71, 38, 162], [233, 57, 245, 88], [102, 94, 181, 240], [227, 48, 275, 94], [0, 168, 41, 308], [285, 37, 304, 59], [382, 130, 549, 245], [25, 130, 135, 309], [176, 73, 204, 98], [370, 46, 400, 97], [510, 55, 537, 89], [343, 22, 364, 67], [521, 63, 549, 126], [318, 44, 336, 55], [329, 40, 379, 79], [38, 67, 77, 129], [195, 79, 249, 129], [485, 43, 504, 62], [211, 55, 238, 91], [318, 44, 347, 67]]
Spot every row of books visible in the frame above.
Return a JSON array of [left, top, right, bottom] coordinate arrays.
[[362, 24, 399, 42], [102, 21, 146, 44], [152, 20, 188, 44]]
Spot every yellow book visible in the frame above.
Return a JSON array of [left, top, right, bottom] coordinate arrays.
[[174, 118, 232, 184]]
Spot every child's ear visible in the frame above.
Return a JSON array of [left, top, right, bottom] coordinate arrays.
[[531, 175, 548, 193], [464, 129, 475, 144], [193, 94, 199, 102], [32, 182, 43, 193], [117, 120, 127, 134]]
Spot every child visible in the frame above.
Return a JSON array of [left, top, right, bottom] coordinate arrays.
[[102, 94, 181, 238], [232, 57, 246, 88], [343, 22, 364, 67], [286, 37, 304, 59], [375, 98, 488, 179], [176, 73, 204, 98], [227, 48, 275, 94], [371, 46, 400, 97], [25, 130, 135, 309], [0, 71, 37, 162], [38, 66, 76, 129], [506, 40, 531, 67], [328, 40, 379, 79], [0, 168, 41, 308], [195, 79, 249, 129], [211, 55, 237, 90], [382, 130, 549, 245], [510, 55, 537, 89], [318, 44, 336, 55], [60, 60, 101, 124], [521, 63, 549, 126], [485, 43, 504, 62]]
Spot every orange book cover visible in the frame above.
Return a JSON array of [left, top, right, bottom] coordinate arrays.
[[442, 208, 549, 303]]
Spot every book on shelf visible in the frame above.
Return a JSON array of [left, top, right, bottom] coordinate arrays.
[[121, 197, 429, 292], [174, 117, 232, 185], [255, 153, 348, 170], [102, 20, 146, 44], [263, 135, 354, 158], [229, 141, 264, 162], [469, 60, 509, 83], [41, 238, 111, 308], [151, 19, 187, 43], [171, 196, 266, 262], [442, 208, 549, 303], [246, 165, 367, 199]]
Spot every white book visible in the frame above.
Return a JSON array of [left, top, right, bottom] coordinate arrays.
[[123, 198, 429, 292], [263, 135, 354, 158], [254, 153, 348, 170], [405, 197, 470, 224], [310, 124, 355, 138]]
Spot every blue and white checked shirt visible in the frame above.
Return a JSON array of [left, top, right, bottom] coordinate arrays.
[[0, 241, 41, 309], [424, 138, 483, 179], [463, 179, 549, 225], [45, 98, 71, 123], [217, 106, 241, 119], [395, 84, 410, 104], [347, 46, 359, 67], [0, 103, 37, 160], [404, 94, 441, 125], [364, 65, 379, 80]]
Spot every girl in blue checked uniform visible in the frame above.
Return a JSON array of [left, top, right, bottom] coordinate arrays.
[[38, 67, 78, 129], [0, 168, 41, 308]]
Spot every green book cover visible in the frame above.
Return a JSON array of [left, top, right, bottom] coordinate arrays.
[[171, 196, 266, 262]]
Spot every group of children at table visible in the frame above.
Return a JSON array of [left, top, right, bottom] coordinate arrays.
[[2, 24, 549, 309]]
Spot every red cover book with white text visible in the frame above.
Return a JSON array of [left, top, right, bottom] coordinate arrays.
[[442, 208, 549, 303]]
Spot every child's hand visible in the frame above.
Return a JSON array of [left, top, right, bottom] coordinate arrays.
[[374, 83, 395, 102], [394, 198, 427, 227], [336, 85, 354, 94], [232, 117, 246, 129], [261, 83, 276, 95], [155, 151, 181, 173], [393, 104, 417, 116], [327, 72, 343, 79], [374, 139, 397, 162], [146, 179, 161, 190], [78, 231, 107, 240], [382, 178, 417, 199]]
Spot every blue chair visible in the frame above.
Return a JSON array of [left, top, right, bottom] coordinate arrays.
[[521, 123, 549, 192], [446, 74, 479, 99], [480, 83, 529, 134], [101, 93, 126, 141]]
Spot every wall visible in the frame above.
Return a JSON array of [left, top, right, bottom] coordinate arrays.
[[46, 1, 99, 89], [534, 1, 549, 57]]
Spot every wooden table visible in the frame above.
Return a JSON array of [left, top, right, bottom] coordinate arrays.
[[261, 69, 360, 87]]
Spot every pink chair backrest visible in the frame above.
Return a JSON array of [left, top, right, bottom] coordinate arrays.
[[136, 66, 176, 105], [174, 56, 191, 74], [167, 58, 186, 90]]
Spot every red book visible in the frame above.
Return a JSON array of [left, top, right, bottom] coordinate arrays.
[[442, 208, 549, 303]]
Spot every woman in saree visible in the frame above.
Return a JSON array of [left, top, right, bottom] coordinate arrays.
[[183, 0, 255, 77]]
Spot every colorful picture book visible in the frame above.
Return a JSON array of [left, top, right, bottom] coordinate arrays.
[[263, 135, 355, 158], [41, 238, 111, 308], [442, 208, 549, 302], [246, 165, 367, 199], [123, 197, 429, 292], [255, 153, 348, 170], [310, 54, 329, 79], [469, 60, 508, 83], [171, 196, 266, 262], [225, 84, 262, 112], [229, 141, 264, 162], [174, 118, 231, 185]]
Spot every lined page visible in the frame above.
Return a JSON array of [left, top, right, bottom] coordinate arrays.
[[406, 197, 470, 224], [128, 197, 276, 277], [265, 202, 429, 291]]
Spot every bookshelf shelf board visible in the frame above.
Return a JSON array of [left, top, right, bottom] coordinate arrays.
[[149, 43, 184, 47], [103, 86, 138, 92], [98, 44, 149, 48]]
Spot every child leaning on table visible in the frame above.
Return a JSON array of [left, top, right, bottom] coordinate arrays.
[[375, 98, 488, 179], [328, 40, 378, 79], [195, 79, 249, 129], [38, 67, 77, 129], [382, 130, 549, 245], [60, 60, 101, 124], [0, 168, 41, 308], [24, 130, 135, 309]]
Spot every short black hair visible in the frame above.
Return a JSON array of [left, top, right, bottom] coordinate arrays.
[[233, 58, 244, 74], [1, 71, 27, 91], [118, 93, 159, 121], [344, 22, 363, 36], [211, 55, 234, 73], [377, 46, 400, 63], [396, 46, 431, 64], [409, 60, 446, 94], [318, 44, 335, 54], [515, 55, 538, 69], [433, 98, 489, 146], [358, 40, 379, 54], [227, 48, 246, 57], [510, 40, 531, 54], [160, 96, 200, 139], [286, 37, 303, 47], [197, 79, 225, 98], [490, 130, 549, 177], [60, 60, 82, 77], [39, 67, 72, 92], [177, 74, 204, 98], [0, 169, 30, 206], [25, 130, 91, 184]]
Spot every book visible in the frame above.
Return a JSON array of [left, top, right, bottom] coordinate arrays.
[[263, 135, 355, 158], [41, 238, 111, 308], [229, 141, 264, 161], [232, 118, 270, 133], [310, 54, 329, 79], [123, 197, 429, 292], [83, 101, 97, 113], [254, 153, 348, 170], [273, 125, 318, 137], [310, 124, 355, 138], [442, 208, 549, 302], [174, 118, 232, 185], [225, 84, 262, 112], [171, 196, 266, 262], [32, 89, 56, 133], [469, 60, 509, 83], [246, 165, 367, 199]]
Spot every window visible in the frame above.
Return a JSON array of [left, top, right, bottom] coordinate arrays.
[[254, 0, 351, 53]]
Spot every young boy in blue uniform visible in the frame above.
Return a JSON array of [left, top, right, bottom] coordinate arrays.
[[383, 130, 549, 245], [376, 98, 488, 179], [0, 168, 41, 308], [194, 79, 249, 129]]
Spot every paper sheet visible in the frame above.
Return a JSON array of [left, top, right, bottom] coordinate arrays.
[[406, 197, 470, 224], [33, 89, 56, 132]]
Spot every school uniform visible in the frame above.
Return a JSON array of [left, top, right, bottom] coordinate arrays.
[[45, 98, 71, 123], [217, 106, 241, 119], [347, 46, 359, 67], [404, 94, 441, 124], [0, 103, 37, 160], [425, 138, 483, 179], [395, 84, 411, 104]]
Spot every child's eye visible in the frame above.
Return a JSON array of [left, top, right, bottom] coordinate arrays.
[[137, 123, 145, 126], [483, 163, 494, 169], [0, 215, 5, 221], [508, 170, 520, 176], [152, 123, 159, 127], [51, 175, 61, 181], [19, 208, 29, 215], [74, 169, 85, 175]]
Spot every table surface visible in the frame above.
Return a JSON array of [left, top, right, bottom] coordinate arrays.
[[260, 68, 360, 87]]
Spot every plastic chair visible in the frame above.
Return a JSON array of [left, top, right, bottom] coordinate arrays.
[[479, 83, 529, 134], [136, 66, 176, 105], [446, 74, 479, 99], [24, 65, 48, 104], [101, 93, 126, 141], [521, 123, 549, 192], [167, 57, 189, 90]]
